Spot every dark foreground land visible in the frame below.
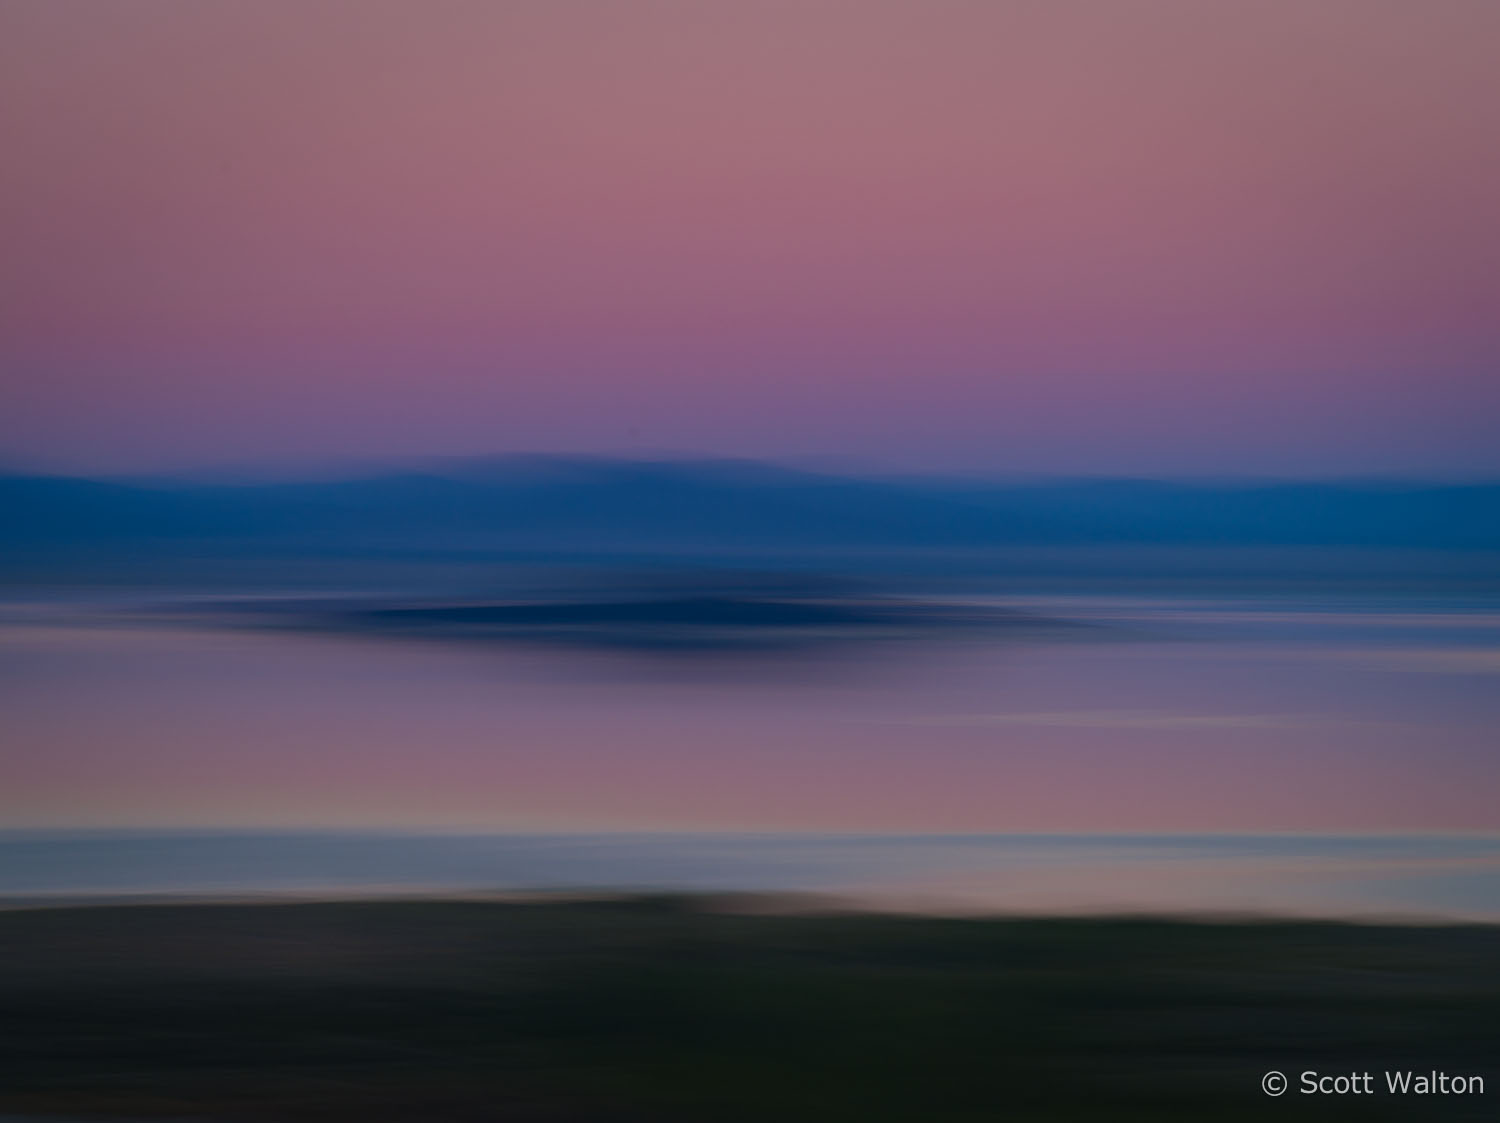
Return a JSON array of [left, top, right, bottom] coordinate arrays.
[[0, 897, 1495, 1122]]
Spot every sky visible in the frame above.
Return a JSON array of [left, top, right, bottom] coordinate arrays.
[[3, 0, 1498, 477]]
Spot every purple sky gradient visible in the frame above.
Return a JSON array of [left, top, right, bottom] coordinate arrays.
[[3, 0, 1498, 476]]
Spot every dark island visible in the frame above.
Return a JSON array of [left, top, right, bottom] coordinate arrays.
[[189, 577, 1082, 653]]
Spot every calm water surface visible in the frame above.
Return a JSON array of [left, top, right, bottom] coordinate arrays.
[[3, 591, 1498, 917]]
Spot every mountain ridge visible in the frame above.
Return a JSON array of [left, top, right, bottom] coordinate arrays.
[[3, 456, 1498, 553]]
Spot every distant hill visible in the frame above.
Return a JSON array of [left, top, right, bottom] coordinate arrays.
[[3, 457, 1498, 557]]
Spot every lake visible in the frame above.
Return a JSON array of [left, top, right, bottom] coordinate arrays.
[[3, 589, 1498, 917]]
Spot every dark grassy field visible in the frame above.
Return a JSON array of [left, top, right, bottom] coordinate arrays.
[[0, 896, 1495, 1121]]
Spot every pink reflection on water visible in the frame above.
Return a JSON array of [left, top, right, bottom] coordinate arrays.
[[3, 600, 1498, 835]]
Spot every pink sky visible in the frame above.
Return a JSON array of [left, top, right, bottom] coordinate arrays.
[[3, 0, 1498, 475]]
